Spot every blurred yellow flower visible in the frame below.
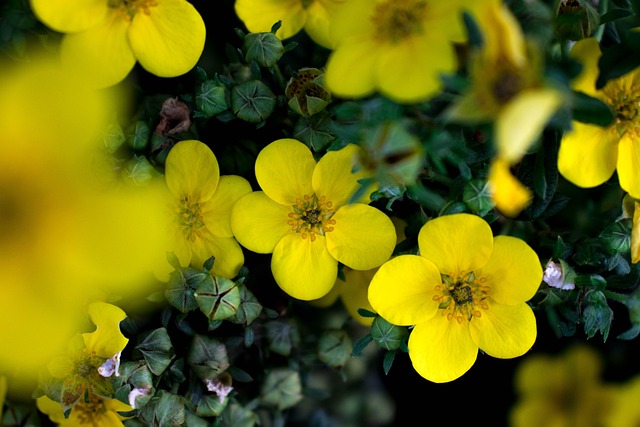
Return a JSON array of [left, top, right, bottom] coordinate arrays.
[[510, 344, 615, 427], [231, 138, 396, 300], [369, 213, 542, 382], [0, 376, 6, 421], [0, 52, 167, 396], [603, 374, 640, 427], [29, 0, 206, 87], [161, 140, 252, 280], [324, 0, 491, 103], [622, 194, 640, 264], [445, 1, 561, 217], [234, 0, 345, 49], [37, 393, 133, 427], [558, 37, 640, 199]]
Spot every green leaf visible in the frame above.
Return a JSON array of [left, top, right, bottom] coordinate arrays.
[[136, 328, 175, 376], [260, 368, 303, 411], [187, 335, 230, 380], [570, 91, 615, 126], [351, 333, 373, 357], [155, 391, 185, 427], [317, 330, 352, 368], [583, 290, 613, 341], [596, 31, 640, 89], [196, 394, 228, 417], [266, 320, 300, 356], [599, 219, 632, 254], [370, 316, 409, 351], [382, 350, 396, 375], [164, 268, 202, 313]]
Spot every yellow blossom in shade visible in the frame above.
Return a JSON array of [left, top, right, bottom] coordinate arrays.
[[37, 393, 133, 427], [445, 1, 561, 217], [29, 0, 206, 87], [622, 194, 640, 264], [234, 0, 345, 49], [368, 213, 542, 382], [0, 53, 168, 395], [324, 0, 491, 104], [558, 37, 640, 199], [230, 138, 397, 301], [162, 140, 252, 280], [603, 374, 640, 427], [510, 344, 615, 427]]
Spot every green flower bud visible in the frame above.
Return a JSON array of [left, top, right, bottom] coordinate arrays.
[[555, 0, 600, 41], [136, 328, 175, 376], [317, 330, 352, 368], [260, 368, 303, 411], [227, 283, 263, 325], [122, 155, 159, 186], [463, 178, 493, 216], [230, 80, 276, 123], [125, 120, 150, 151], [164, 267, 202, 313], [194, 275, 241, 321], [188, 335, 230, 380], [243, 32, 285, 68], [285, 68, 330, 116], [195, 79, 228, 118], [102, 122, 126, 154], [370, 316, 409, 351], [583, 290, 613, 340]]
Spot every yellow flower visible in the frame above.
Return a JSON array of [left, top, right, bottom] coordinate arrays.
[[622, 194, 640, 264], [37, 393, 133, 427], [324, 0, 491, 104], [445, 1, 561, 217], [510, 344, 615, 427], [0, 52, 167, 395], [162, 140, 252, 280], [558, 37, 640, 199], [45, 302, 129, 409], [368, 213, 542, 382], [29, 0, 206, 87], [230, 138, 397, 300], [234, 0, 345, 49], [603, 374, 640, 427]]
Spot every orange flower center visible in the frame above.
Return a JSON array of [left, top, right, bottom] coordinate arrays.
[[287, 194, 336, 242], [176, 196, 205, 242], [432, 271, 490, 323], [372, 0, 427, 43], [603, 82, 640, 135]]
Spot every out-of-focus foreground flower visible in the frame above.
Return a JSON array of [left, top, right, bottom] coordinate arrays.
[[29, 0, 206, 87], [0, 52, 168, 396], [558, 37, 640, 200], [510, 344, 615, 427], [369, 213, 542, 382], [234, 0, 345, 49], [231, 138, 397, 300]]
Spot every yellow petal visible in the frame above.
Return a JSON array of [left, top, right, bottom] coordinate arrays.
[[302, 0, 342, 49], [60, 9, 136, 88], [476, 236, 542, 304], [569, 37, 602, 96], [36, 396, 66, 424], [324, 36, 378, 99], [0, 376, 6, 420], [165, 140, 220, 203], [328, 0, 374, 44], [325, 204, 396, 270], [558, 122, 619, 188], [617, 134, 640, 199], [339, 268, 377, 326], [408, 315, 478, 383], [234, 0, 306, 40], [256, 138, 316, 205], [313, 143, 371, 207], [202, 175, 253, 238], [469, 300, 537, 358], [496, 89, 562, 163], [128, 0, 206, 77], [376, 32, 455, 103], [230, 191, 292, 254], [368, 255, 441, 326], [30, 0, 108, 33], [418, 213, 493, 276], [488, 158, 532, 218], [272, 233, 337, 300], [632, 202, 640, 264], [190, 233, 246, 279], [82, 302, 128, 358]]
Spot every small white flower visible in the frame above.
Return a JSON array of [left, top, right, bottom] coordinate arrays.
[[543, 260, 575, 290], [98, 352, 121, 377], [128, 387, 152, 409], [205, 378, 234, 403]]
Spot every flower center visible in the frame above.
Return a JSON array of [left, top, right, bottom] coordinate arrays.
[[432, 271, 490, 323], [287, 194, 336, 242], [491, 68, 524, 104], [372, 0, 427, 43], [176, 196, 205, 242], [109, 0, 158, 16], [604, 83, 640, 135], [74, 395, 108, 425]]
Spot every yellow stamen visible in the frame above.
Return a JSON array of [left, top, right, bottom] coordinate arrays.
[[288, 193, 336, 241], [175, 195, 205, 242], [436, 271, 490, 323]]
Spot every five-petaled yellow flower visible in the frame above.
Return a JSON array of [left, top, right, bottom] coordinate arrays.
[[231, 138, 396, 301], [37, 393, 133, 427], [30, 0, 206, 87], [234, 0, 345, 49], [445, 0, 562, 217], [558, 37, 640, 200], [162, 140, 252, 280], [324, 0, 490, 104], [603, 374, 640, 427], [369, 213, 542, 382], [510, 344, 615, 427]]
